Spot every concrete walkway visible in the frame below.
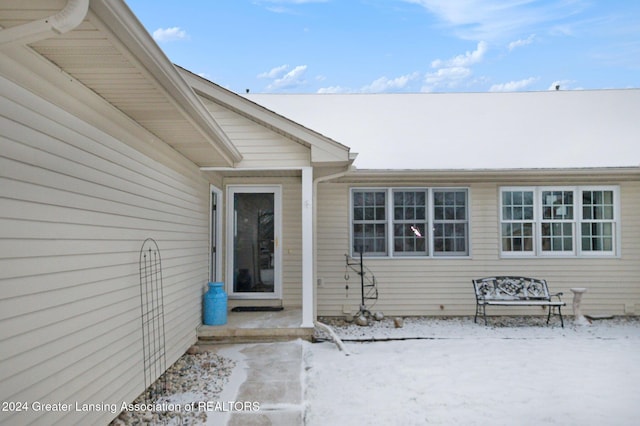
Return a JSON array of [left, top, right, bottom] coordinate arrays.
[[202, 340, 306, 425]]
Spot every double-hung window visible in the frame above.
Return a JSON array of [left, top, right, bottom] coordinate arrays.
[[581, 189, 615, 252], [433, 190, 468, 256], [351, 188, 469, 257], [352, 190, 387, 255], [501, 189, 534, 253], [500, 186, 619, 257], [541, 189, 574, 253], [393, 189, 428, 256]]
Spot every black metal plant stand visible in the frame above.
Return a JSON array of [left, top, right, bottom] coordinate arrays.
[[139, 238, 167, 403], [344, 252, 379, 317]]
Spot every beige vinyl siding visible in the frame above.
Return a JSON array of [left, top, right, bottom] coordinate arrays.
[[223, 177, 303, 308], [281, 178, 303, 307], [315, 183, 352, 315], [0, 79, 209, 425], [202, 99, 311, 168], [316, 180, 640, 317]]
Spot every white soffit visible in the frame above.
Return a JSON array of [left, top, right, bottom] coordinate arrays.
[[0, 0, 241, 167]]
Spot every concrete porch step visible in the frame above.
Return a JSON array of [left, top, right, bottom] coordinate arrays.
[[196, 308, 313, 344], [197, 325, 313, 344]]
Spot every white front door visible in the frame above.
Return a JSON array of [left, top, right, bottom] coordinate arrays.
[[227, 185, 282, 299]]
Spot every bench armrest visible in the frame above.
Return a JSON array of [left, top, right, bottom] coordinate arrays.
[[550, 292, 563, 301]]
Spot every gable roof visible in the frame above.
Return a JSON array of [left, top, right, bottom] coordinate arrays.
[[0, 0, 242, 167], [1, 0, 355, 170], [246, 90, 640, 170], [179, 68, 353, 167]]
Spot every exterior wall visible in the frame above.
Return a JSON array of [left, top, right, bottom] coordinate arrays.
[[0, 76, 209, 424], [223, 176, 303, 308], [202, 99, 310, 168], [316, 179, 640, 317]]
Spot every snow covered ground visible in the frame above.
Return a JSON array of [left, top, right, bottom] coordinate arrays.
[[111, 316, 639, 425], [304, 316, 640, 426]]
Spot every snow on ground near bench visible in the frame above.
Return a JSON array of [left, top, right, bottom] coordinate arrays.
[[304, 317, 640, 426]]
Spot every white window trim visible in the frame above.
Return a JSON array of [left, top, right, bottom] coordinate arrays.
[[391, 188, 429, 257], [578, 185, 620, 257], [350, 187, 471, 259], [499, 185, 620, 258], [210, 184, 223, 283], [499, 186, 536, 257], [350, 187, 388, 257], [539, 186, 576, 257]]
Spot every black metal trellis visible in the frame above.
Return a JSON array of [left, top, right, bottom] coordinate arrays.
[[344, 252, 379, 317], [139, 238, 166, 403]]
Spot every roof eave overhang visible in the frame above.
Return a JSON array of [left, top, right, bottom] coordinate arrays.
[[179, 68, 353, 168], [89, 0, 242, 166], [335, 166, 640, 184]]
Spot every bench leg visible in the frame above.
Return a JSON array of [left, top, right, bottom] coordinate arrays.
[[474, 303, 482, 324], [546, 305, 564, 328], [558, 306, 564, 328], [474, 304, 487, 325]]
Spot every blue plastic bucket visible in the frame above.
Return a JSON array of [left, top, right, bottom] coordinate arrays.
[[203, 282, 227, 325]]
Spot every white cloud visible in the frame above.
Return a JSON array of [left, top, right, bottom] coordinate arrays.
[[258, 64, 290, 79], [265, 65, 308, 91], [360, 73, 420, 93], [422, 66, 472, 91], [489, 77, 537, 92], [316, 72, 419, 94], [431, 41, 488, 68], [423, 42, 487, 91], [508, 34, 536, 51], [152, 27, 188, 42], [403, 0, 586, 41], [317, 86, 349, 94], [549, 24, 574, 37]]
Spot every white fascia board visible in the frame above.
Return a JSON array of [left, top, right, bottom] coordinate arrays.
[[90, 0, 242, 166], [180, 69, 352, 166]]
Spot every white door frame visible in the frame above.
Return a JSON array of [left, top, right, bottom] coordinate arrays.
[[226, 185, 282, 299], [210, 185, 223, 283]]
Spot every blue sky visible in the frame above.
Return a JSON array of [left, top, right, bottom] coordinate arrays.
[[125, 0, 640, 94]]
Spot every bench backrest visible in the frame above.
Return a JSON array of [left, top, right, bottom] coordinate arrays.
[[473, 276, 550, 301]]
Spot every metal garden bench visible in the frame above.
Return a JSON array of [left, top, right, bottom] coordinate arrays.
[[472, 276, 566, 327]]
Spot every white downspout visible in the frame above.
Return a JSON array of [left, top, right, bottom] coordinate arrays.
[[0, 0, 90, 47]]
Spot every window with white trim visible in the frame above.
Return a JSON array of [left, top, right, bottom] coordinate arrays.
[[501, 189, 534, 252], [433, 189, 468, 256], [541, 190, 574, 253], [581, 189, 615, 252], [352, 190, 387, 255], [393, 189, 428, 256], [351, 188, 469, 257], [500, 186, 619, 257]]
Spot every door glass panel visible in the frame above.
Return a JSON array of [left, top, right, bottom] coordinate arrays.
[[233, 192, 275, 293]]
